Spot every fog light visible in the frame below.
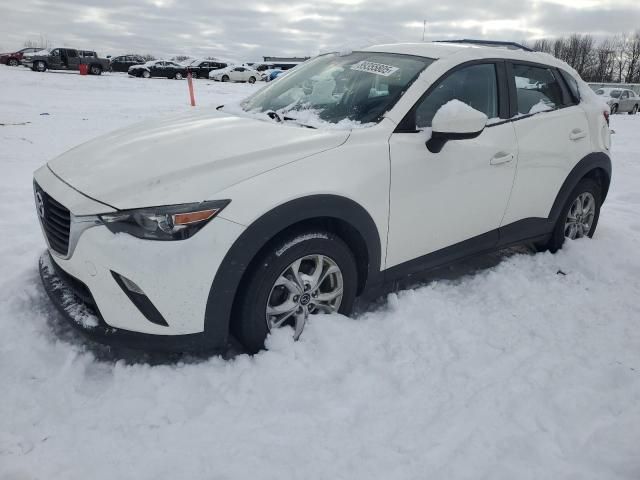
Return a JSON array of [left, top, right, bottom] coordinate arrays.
[[111, 271, 169, 327]]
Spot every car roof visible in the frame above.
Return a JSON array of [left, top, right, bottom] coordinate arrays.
[[362, 42, 570, 70]]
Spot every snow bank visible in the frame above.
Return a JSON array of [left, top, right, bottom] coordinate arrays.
[[1, 66, 639, 480]]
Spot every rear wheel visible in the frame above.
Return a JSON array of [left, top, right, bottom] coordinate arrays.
[[630, 104, 638, 115], [174, 72, 183, 80], [7, 58, 19, 67], [248, 76, 256, 84], [539, 178, 602, 253], [233, 231, 358, 353], [610, 104, 618, 114]]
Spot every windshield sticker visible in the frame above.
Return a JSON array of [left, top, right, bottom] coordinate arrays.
[[350, 60, 399, 77]]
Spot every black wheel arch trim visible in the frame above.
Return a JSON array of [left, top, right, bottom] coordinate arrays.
[[203, 195, 383, 348], [548, 151, 611, 226]]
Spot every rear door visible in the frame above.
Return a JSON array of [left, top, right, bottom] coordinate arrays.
[[66, 50, 81, 69], [501, 62, 591, 225], [48, 49, 63, 69]]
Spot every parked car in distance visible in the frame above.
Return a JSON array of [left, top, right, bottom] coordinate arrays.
[[109, 55, 146, 72], [22, 48, 110, 75], [595, 87, 639, 114], [266, 69, 288, 82], [185, 59, 228, 78], [128, 60, 188, 79], [209, 65, 260, 83], [35, 42, 612, 355], [0, 47, 41, 66]]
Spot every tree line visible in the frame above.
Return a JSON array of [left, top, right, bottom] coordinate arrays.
[[525, 31, 640, 84]]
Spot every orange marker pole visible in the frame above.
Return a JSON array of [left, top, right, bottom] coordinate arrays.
[[187, 71, 196, 107]]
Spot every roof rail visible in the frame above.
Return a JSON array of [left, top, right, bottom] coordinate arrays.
[[434, 39, 534, 52]]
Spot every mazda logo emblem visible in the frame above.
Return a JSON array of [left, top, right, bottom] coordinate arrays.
[[35, 191, 45, 219]]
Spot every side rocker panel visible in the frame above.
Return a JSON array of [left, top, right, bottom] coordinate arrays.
[[203, 195, 382, 349]]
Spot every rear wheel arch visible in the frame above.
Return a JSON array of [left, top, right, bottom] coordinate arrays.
[[548, 152, 611, 226], [202, 195, 382, 347]]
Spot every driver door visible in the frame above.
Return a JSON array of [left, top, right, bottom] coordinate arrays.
[[386, 62, 518, 269], [49, 49, 63, 69]]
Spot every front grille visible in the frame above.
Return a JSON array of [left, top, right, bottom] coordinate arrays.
[[35, 183, 71, 256]]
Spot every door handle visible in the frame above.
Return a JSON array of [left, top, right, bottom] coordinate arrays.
[[570, 129, 586, 141], [490, 152, 514, 165]]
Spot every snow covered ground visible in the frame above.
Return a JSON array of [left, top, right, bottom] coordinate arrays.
[[1, 65, 640, 479]]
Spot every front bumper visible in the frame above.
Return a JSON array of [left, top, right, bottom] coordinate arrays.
[[34, 166, 246, 351], [39, 252, 217, 352]]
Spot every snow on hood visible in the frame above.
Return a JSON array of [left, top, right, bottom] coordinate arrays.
[[47, 108, 349, 210]]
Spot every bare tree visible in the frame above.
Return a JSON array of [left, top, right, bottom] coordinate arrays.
[[23, 34, 52, 50], [625, 31, 640, 83]]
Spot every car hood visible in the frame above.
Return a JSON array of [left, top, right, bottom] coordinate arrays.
[[47, 109, 350, 210]]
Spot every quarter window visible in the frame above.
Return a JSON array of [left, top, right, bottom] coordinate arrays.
[[415, 63, 498, 129], [512, 64, 564, 114]]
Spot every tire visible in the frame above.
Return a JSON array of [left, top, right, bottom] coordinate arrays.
[[142, 70, 150, 79], [629, 104, 638, 115], [248, 76, 256, 84], [539, 178, 602, 253], [89, 64, 102, 75], [34, 61, 46, 72], [174, 72, 183, 80], [190, 71, 197, 79], [610, 104, 618, 114], [233, 231, 358, 353], [7, 58, 19, 67], [221, 75, 229, 82]]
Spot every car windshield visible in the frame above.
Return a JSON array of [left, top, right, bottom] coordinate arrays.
[[241, 52, 433, 126]]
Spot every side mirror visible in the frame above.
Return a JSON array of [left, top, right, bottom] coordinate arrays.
[[426, 100, 488, 153]]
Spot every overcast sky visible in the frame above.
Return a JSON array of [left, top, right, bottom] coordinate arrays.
[[0, 0, 638, 62]]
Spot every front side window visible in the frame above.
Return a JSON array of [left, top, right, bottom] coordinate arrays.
[[512, 64, 563, 114], [414, 63, 498, 129], [242, 52, 433, 125]]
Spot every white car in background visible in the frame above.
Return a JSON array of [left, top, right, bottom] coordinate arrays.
[[595, 87, 639, 114], [35, 41, 612, 355], [209, 65, 260, 83]]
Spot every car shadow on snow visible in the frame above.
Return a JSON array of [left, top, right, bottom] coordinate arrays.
[[40, 244, 532, 365]]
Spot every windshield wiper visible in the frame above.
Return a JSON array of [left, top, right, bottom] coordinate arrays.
[[265, 110, 282, 122], [282, 116, 317, 129]]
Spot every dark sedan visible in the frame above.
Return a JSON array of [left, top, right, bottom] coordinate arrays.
[[185, 59, 228, 78], [128, 60, 188, 79], [110, 55, 146, 72]]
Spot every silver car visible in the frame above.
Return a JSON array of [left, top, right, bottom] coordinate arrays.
[[595, 87, 639, 115]]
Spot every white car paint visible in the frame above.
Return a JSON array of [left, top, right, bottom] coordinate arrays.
[[34, 42, 611, 343], [209, 66, 259, 82]]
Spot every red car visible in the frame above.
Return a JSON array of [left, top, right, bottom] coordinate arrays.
[[0, 47, 41, 66]]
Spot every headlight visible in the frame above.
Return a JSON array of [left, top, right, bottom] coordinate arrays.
[[99, 200, 230, 241]]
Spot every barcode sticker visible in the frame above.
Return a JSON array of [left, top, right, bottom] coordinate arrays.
[[350, 60, 399, 77]]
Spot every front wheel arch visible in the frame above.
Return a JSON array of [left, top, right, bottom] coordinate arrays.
[[202, 195, 382, 349]]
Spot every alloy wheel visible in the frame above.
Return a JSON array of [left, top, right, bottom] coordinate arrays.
[[564, 192, 595, 240], [266, 254, 343, 339]]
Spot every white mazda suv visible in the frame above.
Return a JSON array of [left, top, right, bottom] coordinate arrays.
[[34, 41, 612, 353]]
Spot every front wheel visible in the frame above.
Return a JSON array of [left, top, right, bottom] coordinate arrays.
[[89, 65, 102, 75], [610, 104, 618, 114], [233, 231, 358, 353], [34, 61, 46, 72], [248, 76, 256, 84], [221, 75, 229, 82], [629, 105, 638, 115], [540, 178, 602, 253], [142, 70, 151, 78], [174, 72, 183, 80]]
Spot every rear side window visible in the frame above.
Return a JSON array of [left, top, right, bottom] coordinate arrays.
[[415, 63, 499, 128], [559, 70, 580, 104], [512, 64, 564, 115]]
